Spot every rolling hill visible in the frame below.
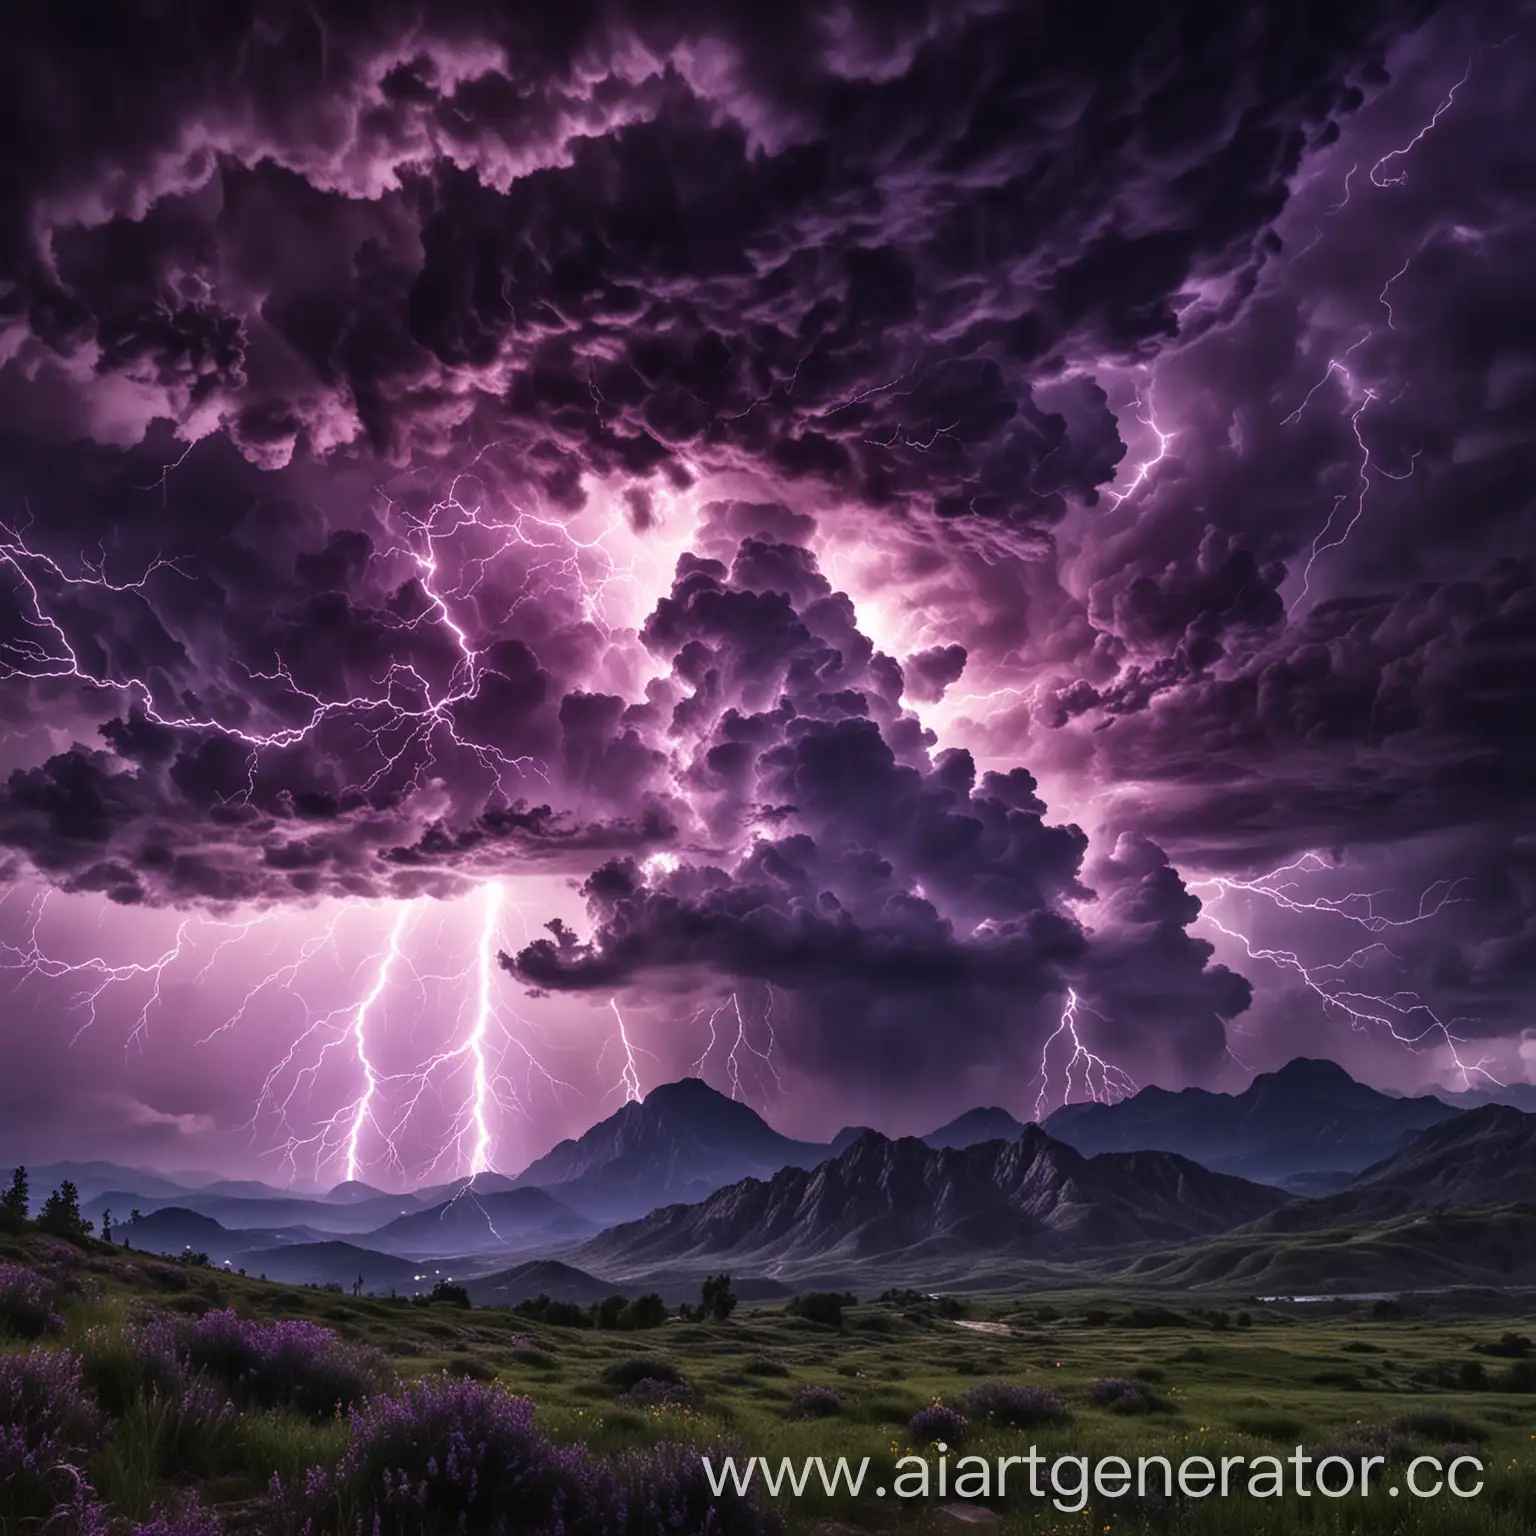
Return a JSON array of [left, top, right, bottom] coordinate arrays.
[[225, 1240, 425, 1292]]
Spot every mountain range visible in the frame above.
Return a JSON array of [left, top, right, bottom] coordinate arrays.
[[1043, 1057, 1460, 1184], [19, 1062, 1536, 1300], [576, 1124, 1290, 1277]]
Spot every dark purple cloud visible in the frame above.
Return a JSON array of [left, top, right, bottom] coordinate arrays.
[[0, 0, 1532, 1172]]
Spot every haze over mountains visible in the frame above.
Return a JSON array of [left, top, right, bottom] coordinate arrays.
[[13, 1061, 1535, 1300]]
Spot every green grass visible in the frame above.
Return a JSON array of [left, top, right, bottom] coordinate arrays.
[[3, 1226, 1535, 1533]]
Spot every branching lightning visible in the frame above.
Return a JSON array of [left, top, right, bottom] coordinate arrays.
[[1191, 856, 1502, 1091], [1106, 385, 1173, 508], [0, 442, 694, 1184], [1032, 987, 1138, 1120]]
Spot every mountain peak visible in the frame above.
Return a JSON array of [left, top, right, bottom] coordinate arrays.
[[1262, 1057, 1357, 1087], [642, 1076, 736, 1108]]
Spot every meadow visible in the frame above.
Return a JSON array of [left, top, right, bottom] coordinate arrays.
[[2, 1226, 1534, 1534]]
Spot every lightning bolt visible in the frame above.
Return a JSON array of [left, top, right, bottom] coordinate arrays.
[[1032, 988, 1138, 1120], [1190, 857, 1503, 1092], [341, 905, 411, 1182], [0, 438, 699, 1185], [1106, 385, 1173, 508], [1277, 44, 1519, 601], [607, 997, 643, 1104]]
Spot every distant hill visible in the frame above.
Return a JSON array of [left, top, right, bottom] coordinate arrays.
[[578, 1126, 1287, 1277], [117, 1207, 323, 1263], [226, 1240, 425, 1293], [923, 1107, 1029, 1149], [21, 1162, 195, 1205], [413, 1171, 526, 1206], [1045, 1058, 1457, 1182], [85, 1189, 428, 1238], [1254, 1104, 1536, 1235], [1119, 1203, 1536, 1293], [365, 1187, 593, 1258], [510, 1078, 838, 1222], [466, 1258, 622, 1308]]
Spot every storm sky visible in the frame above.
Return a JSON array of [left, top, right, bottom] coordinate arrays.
[[0, 0, 1532, 1185]]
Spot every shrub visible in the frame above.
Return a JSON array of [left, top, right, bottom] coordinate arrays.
[[787, 1385, 842, 1420], [1086, 1377, 1162, 1414], [743, 1355, 790, 1378], [0, 1347, 104, 1524], [136, 1308, 390, 1415], [907, 1404, 968, 1446], [601, 1356, 684, 1393], [285, 1375, 775, 1536], [1476, 1332, 1533, 1360], [619, 1377, 695, 1409], [1501, 1359, 1536, 1393], [0, 1260, 67, 1339], [786, 1291, 857, 1328], [513, 1294, 592, 1329], [958, 1382, 1068, 1428]]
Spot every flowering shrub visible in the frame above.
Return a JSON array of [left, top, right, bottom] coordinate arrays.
[[0, 1260, 67, 1339], [907, 1404, 968, 1446], [131, 1497, 225, 1535], [957, 1382, 1067, 1428], [287, 1374, 776, 1535], [786, 1384, 842, 1420], [618, 1377, 695, 1409], [136, 1308, 390, 1414], [0, 1348, 104, 1524]]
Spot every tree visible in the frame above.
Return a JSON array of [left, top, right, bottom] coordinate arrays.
[[129, 1208, 142, 1225], [0, 1166, 27, 1228], [37, 1180, 92, 1237], [699, 1273, 737, 1322], [101, 1208, 113, 1243], [621, 1292, 669, 1330]]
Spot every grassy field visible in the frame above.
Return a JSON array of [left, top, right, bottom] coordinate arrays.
[[3, 1227, 1534, 1534]]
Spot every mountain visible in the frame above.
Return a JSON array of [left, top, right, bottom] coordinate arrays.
[[924, 1107, 1029, 1149], [466, 1258, 622, 1308], [1437, 1082, 1536, 1114], [226, 1240, 425, 1292], [365, 1187, 593, 1258], [20, 1162, 195, 1204], [323, 1180, 395, 1204], [116, 1207, 323, 1262], [1254, 1104, 1536, 1235], [578, 1126, 1288, 1278], [414, 1171, 525, 1205], [510, 1078, 837, 1222], [1044, 1058, 1458, 1182], [84, 1189, 428, 1237]]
